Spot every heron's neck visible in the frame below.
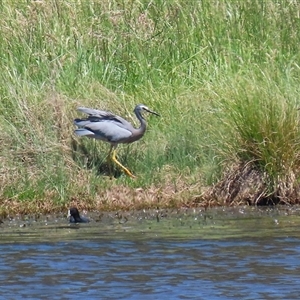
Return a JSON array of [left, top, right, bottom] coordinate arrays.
[[130, 112, 147, 142], [136, 113, 147, 131]]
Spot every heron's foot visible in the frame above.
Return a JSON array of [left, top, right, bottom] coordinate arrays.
[[111, 150, 136, 179], [115, 160, 136, 178], [123, 168, 136, 179]]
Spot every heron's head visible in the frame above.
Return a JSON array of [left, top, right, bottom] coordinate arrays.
[[134, 104, 160, 117]]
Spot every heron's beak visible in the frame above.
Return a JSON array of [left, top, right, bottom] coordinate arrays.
[[145, 108, 160, 116]]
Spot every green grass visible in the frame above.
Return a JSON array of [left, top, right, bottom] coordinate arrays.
[[1, 0, 300, 212]]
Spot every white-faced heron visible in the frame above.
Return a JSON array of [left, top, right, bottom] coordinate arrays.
[[74, 104, 159, 178]]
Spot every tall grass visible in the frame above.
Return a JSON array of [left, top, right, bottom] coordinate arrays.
[[209, 71, 300, 204], [1, 0, 300, 211]]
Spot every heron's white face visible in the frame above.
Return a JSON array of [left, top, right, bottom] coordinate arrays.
[[137, 104, 159, 116], [135, 104, 148, 112], [134, 104, 159, 116], [141, 105, 150, 112]]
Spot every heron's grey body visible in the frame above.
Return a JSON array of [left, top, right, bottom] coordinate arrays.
[[74, 104, 159, 178]]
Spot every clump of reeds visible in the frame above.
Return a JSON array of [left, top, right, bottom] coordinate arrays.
[[205, 73, 300, 205]]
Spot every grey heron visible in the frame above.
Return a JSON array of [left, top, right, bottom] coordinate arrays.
[[74, 104, 159, 178]]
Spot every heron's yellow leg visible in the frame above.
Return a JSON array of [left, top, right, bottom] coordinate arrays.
[[111, 149, 136, 178]]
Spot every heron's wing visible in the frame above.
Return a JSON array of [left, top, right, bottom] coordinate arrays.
[[74, 119, 133, 143], [77, 107, 134, 129], [77, 107, 111, 117]]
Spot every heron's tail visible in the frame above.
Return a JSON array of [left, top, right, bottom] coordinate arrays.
[[74, 128, 95, 136], [74, 119, 91, 127], [74, 119, 96, 136]]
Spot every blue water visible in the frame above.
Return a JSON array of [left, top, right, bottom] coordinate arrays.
[[1, 207, 300, 299]]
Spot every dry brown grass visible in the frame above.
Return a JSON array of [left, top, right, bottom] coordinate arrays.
[[203, 161, 300, 206], [0, 175, 204, 218]]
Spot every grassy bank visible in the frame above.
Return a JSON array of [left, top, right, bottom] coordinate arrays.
[[1, 0, 300, 216]]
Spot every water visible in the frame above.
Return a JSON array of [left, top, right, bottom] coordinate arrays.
[[1, 207, 300, 299]]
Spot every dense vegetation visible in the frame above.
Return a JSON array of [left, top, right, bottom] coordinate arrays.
[[1, 0, 300, 215]]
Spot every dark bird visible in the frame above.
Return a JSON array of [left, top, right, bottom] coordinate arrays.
[[74, 104, 159, 178], [68, 207, 90, 223]]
